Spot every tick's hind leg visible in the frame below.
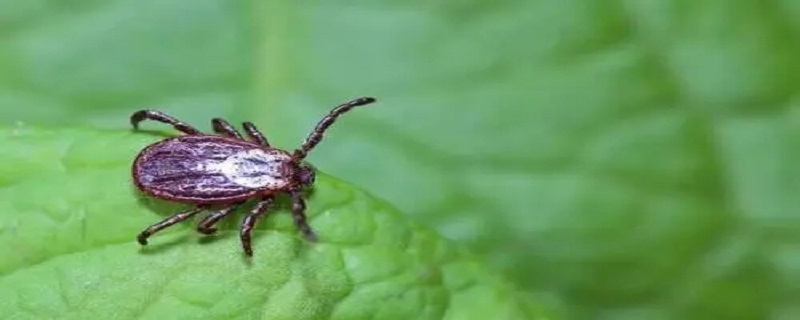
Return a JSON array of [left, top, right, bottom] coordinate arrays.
[[239, 196, 275, 256], [197, 203, 243, 235], [131, 110, 202, 135], [212, 118, 244, 139], [137, 206, 206, 245], [242, 122, 270, 147], [290, 191, 318, 241]]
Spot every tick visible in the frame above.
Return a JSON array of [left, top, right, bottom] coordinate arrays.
[[130, 97, 377, 256]]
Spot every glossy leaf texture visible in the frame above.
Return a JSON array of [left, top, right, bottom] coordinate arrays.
[[0, 126, 547, 320], [2, 1, 800, 319]]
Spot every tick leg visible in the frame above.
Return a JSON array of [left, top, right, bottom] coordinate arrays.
[[131, 110, 202, 135], [242, 122, 271, 147], [196, 203, 242, 235], [137, 206, 205, 245], [240, 196, 275, 256], [212, 118, 244, 139], [293, 97, 376, 160], [290, 191, 318, 241]]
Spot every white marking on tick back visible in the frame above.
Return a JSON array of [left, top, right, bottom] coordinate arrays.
[[203, 149, 289, 188]]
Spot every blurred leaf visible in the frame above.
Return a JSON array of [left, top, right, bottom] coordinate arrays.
[[0, 126, 547, 320], [1, 1, 800, 319]]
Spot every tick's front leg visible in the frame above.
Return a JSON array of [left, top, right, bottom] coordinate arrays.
[[293, 97, 376, 159], [290, 191, 318, 242]]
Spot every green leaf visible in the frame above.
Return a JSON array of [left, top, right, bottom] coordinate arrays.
[[0, 126, 548, 320], [2, 1, 800, 319]]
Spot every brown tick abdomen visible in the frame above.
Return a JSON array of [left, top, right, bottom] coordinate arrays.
[[132, 135, 293, 204]]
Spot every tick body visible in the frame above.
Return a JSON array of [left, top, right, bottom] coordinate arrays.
[[133, 136, 293, 202], [130, 97, 377, 256]]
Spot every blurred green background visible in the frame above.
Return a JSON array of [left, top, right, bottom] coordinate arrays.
[[2, 1, 799, 319]]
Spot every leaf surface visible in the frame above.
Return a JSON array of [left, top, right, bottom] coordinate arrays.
[[0, 126, 546, 320]]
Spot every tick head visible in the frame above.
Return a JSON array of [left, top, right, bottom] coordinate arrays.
[[297, 162, 316, 188]]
